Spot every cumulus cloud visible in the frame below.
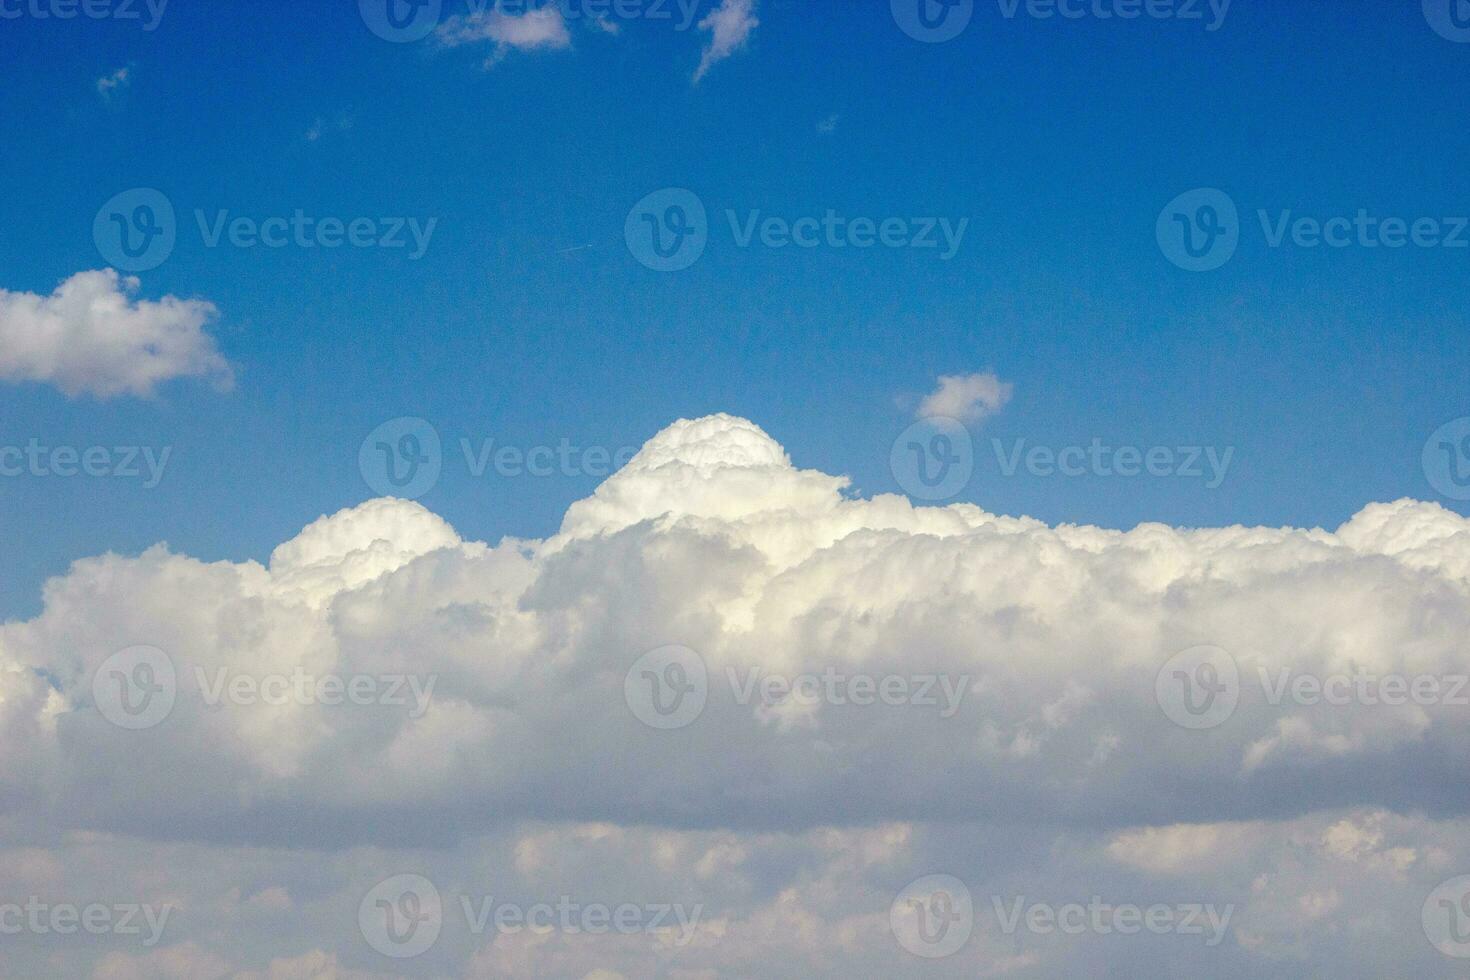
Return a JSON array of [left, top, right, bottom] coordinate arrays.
[[0, 269, 232, 398], [436, 5, 572, 67], [1, 414, 1468, 974], [693, 0, 758, 82], [917, 370, 1013, 423], [6, 415, 1470, 835]]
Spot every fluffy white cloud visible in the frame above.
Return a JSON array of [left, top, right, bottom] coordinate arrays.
[[6, 415, 1470, 833], [917, 370, 1013, 422], [0, 269, 232, 399], [437, 6, 572, 67], [1, 414, 1468, 975], [693, 0, 758, 82]]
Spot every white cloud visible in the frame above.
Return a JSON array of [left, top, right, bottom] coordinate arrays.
[[0, 269, 232, 398], [916, 370, 1013, 422], [4, 414, 1470, 832], [693, 0, 758, 83], [1, 414, 1468, 974], [816, 113, 840, 134], [96, 65, 131, 99], [437, 6, 572, 67]]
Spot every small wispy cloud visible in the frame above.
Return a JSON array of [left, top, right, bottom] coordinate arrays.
[[816, 113, 840, 134], [305, 112, 354, 143], [437, 6, 572, 68], [589, 11, 621, 34], [96, 65, 131, 100], [693, 0, 758, 83], [917, 370, 1013, 423]]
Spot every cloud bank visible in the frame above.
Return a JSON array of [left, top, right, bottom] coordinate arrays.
[[1, 414, 1467, 975]]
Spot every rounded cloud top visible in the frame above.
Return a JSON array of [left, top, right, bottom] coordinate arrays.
[[268, 497, 464, 602], [620, 414, 793, 474], [558, 414, 849, 541]]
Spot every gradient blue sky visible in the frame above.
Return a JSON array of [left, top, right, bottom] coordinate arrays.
[[1, 0, 1468, 619]]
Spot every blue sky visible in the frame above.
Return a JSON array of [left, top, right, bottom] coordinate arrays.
[[2, 0, 1469, 620], [8, 7, 1470, 977]]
